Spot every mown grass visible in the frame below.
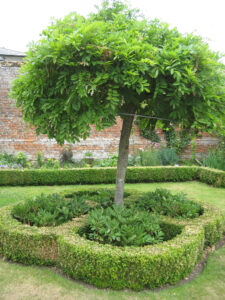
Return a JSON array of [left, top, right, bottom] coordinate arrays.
[[0, 181, 224, 299]]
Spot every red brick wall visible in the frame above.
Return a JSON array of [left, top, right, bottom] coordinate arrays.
[[0, 60, 219, 161]]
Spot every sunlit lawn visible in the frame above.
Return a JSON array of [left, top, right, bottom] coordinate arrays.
[[0, 181, 224, 299]]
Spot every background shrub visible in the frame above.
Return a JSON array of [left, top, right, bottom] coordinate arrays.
[[158, 147, 179, 166], [0, 151, 29, 168], [128, 147, 162, 166], [36, 151, 45, 168], [128, 147, 179, 166], [93, 154, 118, 167], [201, 149, 225, 171]]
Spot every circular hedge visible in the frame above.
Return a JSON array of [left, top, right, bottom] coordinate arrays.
[[0, 188, 224, 290]]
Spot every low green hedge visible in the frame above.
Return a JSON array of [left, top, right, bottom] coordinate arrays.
[[198, 167, 225, 187], [160, 203, 225, 247], [0, 188, 224, 290], [0, 166, 224, 187], [0, 168, 117, 186], [126, 166, 200, 183], [58, 224, 204, 290], [0, 205, 66, 265]]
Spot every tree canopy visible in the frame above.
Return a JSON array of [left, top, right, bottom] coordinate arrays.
[[11, 0, 225, 204], [11, 0, 225, 144]]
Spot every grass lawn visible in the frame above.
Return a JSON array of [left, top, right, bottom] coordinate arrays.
[[0, 181, 224, 299]]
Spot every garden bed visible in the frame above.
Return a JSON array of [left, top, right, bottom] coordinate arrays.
[[0, 187, 224, 290]]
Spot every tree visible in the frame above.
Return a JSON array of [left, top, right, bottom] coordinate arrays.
[[11, 0, 225, 205]]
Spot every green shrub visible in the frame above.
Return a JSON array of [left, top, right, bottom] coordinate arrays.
[[79, 205, 164, 247], [0, 152, 17, 165], [134, 189, 203, 219], [139, 147, 162, 166], [128, 147, 179, 167], [158, 147, 179, 166], [15, 152, 28, 167], [0, 165, 200, 186], [140, 128, 161, 143], [201, 149, 225, 171], [0, 151, 29, 168], [43, 158, 60, 169], [84, 189, 115, 208], [36, 151, 45, 168], [128, 147, 162, 166], [11, 193, 90, 227], [0, 168, 117, 186]]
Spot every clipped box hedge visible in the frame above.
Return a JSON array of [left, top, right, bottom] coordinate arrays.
[[161, 203, 225, 247], [0, 189, 224, 290], [0, 204, 84, 266], [198, 167, 225, 187], [0, 166, 224, 187], [58, 224, 204, 290]]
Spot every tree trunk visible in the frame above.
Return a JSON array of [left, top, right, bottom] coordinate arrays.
[[114, 110, 135, 205]]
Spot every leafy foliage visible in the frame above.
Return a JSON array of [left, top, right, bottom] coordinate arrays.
[[0, 152, 29, 168], [11, 1, 225, 146], [140, 128, 161, 143], [134, 188, 203, 219], [133, 147, 161, 166], [65, 188, 130, 208], [93, 154, 118, 167], [163, 126, 192, 155], [85, 189, 115, 208], [36, 151, 45, 168], [79, 205, 164, 246], [158, 147, 179, 165], [11, 193, 90, 227], [135, 118, 161, 142]]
